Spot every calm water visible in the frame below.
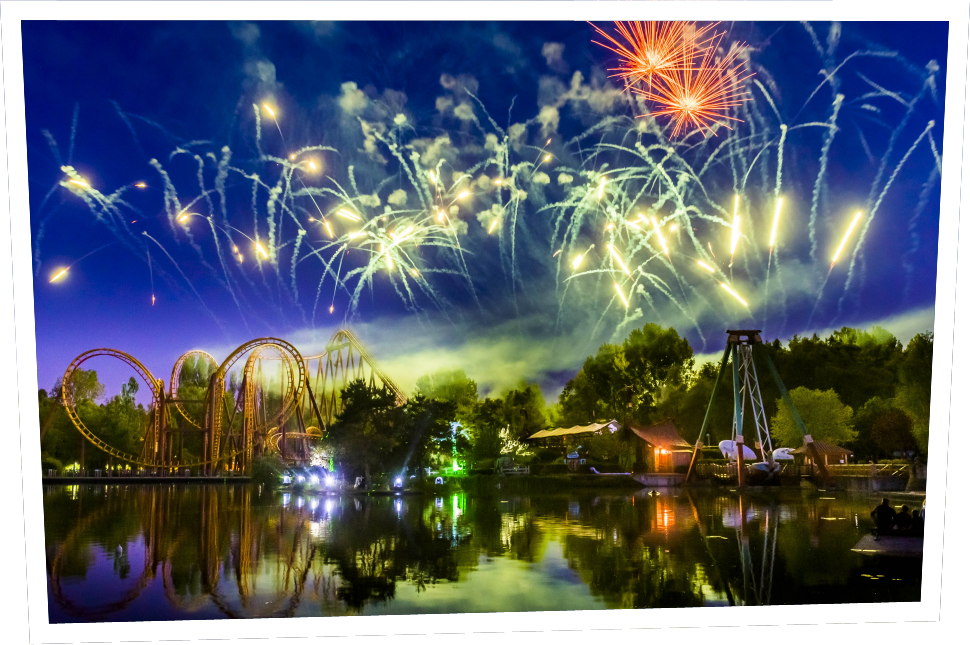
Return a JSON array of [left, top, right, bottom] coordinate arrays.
[[43, 484, 921, 622]]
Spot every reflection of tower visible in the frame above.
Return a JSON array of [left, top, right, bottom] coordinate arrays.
[[734, 498, 779, 606]]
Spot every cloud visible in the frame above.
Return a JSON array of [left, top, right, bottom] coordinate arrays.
[[339, 81, 369, 115], [542, 42, 568, 74], [538, 105, 559, 136], [229, 22, 260, 47], [454, 103, 477, 121], [387, 189, 408, 206]]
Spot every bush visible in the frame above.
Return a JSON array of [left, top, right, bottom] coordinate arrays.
[[41, 455, 63, 474], [532, 463, 570, 475], [250, 456, 285, 489], [532, 447, 562, 463]]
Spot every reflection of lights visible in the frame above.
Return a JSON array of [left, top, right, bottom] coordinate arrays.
[[435, 497, 443, 508], [297, 497, 305, 508], [282, 493, 291, 506], [324, 499, 334, 514], [310, 497, 319, 511], [395, 499, 402, 514]]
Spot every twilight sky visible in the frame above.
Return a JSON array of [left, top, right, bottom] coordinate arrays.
[[24, 20, 947, 404]]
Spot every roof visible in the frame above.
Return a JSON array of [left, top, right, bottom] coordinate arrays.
[[792, 440, 853, 456], [527, 420, 619, 440], [629, 419, 690, 448]]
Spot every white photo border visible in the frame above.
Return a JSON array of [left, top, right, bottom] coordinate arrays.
[[1, 2, 967, 644]]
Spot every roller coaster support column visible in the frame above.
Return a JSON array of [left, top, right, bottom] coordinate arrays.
[[205, 372, 224, 476]]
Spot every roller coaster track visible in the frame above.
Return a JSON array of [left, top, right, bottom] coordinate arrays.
[[60, 330, 404, 470]]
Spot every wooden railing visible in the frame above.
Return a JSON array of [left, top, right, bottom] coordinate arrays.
[[690, 462, 910, 479]]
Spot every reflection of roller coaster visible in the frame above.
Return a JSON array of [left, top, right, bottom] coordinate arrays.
[[47, 486, 340, 620], [62, 329, 405, 473]]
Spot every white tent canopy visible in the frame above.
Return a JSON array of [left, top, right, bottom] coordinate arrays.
[[528, 420, 619, 440]]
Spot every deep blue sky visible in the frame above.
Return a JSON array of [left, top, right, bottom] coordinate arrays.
[[24, 21, 948, 403]]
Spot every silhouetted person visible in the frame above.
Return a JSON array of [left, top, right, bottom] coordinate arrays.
[[895, 505, 913, 532], [911, 509, 925, 537], [871, 498, 896, 535]]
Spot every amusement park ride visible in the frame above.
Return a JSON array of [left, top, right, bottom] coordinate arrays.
[[685, 330, 829, 487], [61, 329, 406, 474]]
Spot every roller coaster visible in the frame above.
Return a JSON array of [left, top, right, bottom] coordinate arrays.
[[61, 329, 406, 474]]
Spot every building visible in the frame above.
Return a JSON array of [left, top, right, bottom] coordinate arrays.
[[526, 420, 620, 449], [792, 440, 853, 466], [629, 419, 692, 473]]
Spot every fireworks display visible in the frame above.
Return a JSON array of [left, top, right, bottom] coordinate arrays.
[[26, 20, 945, 388]]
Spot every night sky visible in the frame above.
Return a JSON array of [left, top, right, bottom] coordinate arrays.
[[23, 20, 948, 404]]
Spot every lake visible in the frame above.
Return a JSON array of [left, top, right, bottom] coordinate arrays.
[[43, 483, 922, 622]]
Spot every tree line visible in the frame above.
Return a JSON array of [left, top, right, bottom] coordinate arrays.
[[38, 323, 934, 476]]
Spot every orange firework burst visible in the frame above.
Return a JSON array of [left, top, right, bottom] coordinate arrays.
[[635, 30, 754, 137], [589, 21, 710, 90]]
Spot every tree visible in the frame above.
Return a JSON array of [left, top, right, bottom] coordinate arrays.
[[895, 332, 933, 454], [771, 387, 855, 448], [326, 379, 404, 488], [463, 399, 505, 462], [500, 382, 548, 441], [623, 322, 695, 403], [851, 397, 916, 460], [397, 396, 464, 471]]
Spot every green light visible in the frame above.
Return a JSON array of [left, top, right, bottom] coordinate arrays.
[[452, 460, 461, 473]]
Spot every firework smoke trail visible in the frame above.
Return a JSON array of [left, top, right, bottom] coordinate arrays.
[[142, 232, 227, 333], [902, 163, 941, 303], [808, 93, 843, 271], [835, 120, 936, 322], [763, 124, 787, 331], [147, 248, 155, 305], [68, 102, 79, 164], [834, 65, 938, 318], [47, 241, 119, 283]]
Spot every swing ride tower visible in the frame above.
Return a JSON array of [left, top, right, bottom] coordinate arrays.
[[684, 330, 830, 487]]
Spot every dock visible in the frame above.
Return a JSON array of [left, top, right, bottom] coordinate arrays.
[[851, 534, 923, 558]]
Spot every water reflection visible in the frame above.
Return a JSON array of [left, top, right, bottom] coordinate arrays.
[[44, 485, 920, 622]]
